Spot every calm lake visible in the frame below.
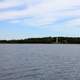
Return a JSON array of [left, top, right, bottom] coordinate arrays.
[[0, 44, 80, 80]]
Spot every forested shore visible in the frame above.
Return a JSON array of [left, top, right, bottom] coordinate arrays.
[[0, 37, 80, 44]]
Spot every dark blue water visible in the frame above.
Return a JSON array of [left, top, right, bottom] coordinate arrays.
[[0, 44, 80, 80]]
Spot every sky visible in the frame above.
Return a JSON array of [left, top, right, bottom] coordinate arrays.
[[0, 0, 80, 40]]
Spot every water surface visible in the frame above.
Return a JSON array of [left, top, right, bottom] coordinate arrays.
[[0, 44, 80, 80]]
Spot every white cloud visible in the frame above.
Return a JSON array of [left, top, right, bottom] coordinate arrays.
[[65, 19, 80, 27], [0, 0, 23, 9], [0, 0, 80, 27], [9, 20, 20, 23]]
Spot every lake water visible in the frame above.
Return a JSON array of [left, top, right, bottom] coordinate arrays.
[[0, 44, 80, 80]]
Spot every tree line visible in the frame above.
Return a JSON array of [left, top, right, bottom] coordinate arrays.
[[0, 37, 80, 44]]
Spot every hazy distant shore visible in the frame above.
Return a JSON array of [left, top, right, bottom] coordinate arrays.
[[0, 37, 80, 44]]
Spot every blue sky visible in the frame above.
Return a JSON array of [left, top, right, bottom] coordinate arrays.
[[0, 0, 80, 40]]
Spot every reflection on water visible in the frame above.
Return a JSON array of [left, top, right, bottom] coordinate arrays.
[[0, 44, 80, 80]]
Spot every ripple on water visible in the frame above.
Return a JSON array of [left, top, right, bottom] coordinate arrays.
[[0, 44, 80, 80]]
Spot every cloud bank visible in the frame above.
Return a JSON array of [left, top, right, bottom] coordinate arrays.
[[0, 0, 80, 27]]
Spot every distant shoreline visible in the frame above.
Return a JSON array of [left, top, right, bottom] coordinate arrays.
[[0, 37, 80, 44]]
